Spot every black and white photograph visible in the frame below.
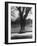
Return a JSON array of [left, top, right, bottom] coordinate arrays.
[[5, 2, 36, 44], [11, 6, 32, 39]]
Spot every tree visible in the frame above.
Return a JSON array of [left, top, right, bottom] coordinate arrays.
[[18, 7, 31, 33]]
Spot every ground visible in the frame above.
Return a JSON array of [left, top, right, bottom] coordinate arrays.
[[11, 19, 32, 39]]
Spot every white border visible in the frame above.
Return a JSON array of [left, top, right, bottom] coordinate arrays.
[[8, 3, 35, 43]]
